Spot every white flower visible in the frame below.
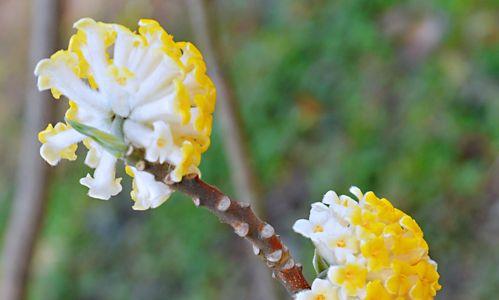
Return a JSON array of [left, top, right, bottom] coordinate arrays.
[[126, 166, 172, 210], [124, 120, 174, 163], [38, 123, 84, 166], [79, 151, 122, 200], [315, 222, 359, 265], [295, 278, 338, 300], [293, 202, 331, 239], [83, 139, 104, 168], [35, 18, 216, 208], [146, 121, 174, 163]]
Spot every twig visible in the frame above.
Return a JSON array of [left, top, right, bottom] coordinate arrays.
[[126, 154, 311, 295]]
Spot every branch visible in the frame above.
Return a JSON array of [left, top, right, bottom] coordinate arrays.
[[185, 0, 263, 214], [0, 0, 60, 299], [126, 154, 311, 295]]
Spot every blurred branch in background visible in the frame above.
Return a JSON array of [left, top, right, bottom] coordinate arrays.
[[0, 0, 60, 299], [185, 0, 263, 215], [184, 0, 278, 299]]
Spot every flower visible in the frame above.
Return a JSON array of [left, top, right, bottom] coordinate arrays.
[[328, 263, 367, 297], [293, 187, 441, 300], [295, 278, 339, 300], [38, 122, 82, 166], [126, 166, 172, 210], [34, 18, 215, 208]]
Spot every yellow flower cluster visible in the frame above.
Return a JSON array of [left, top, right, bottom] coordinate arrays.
[[294, 187, 441, 300], [34, 18, 216, 208]]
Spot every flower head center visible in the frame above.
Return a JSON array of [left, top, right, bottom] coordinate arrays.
[[313, 225, 324, 233], [156, 138, 167, 148], [314, 294, 326, 300]]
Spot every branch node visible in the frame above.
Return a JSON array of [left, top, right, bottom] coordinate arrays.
[[252, 243, 260, 255], [282, 258, 295, 270], [238, 201, 250, 208], [233, 221, 249, 237], [216, 196, 231, 211], [266, 249, 283, 263], [169, 175, 310, 293], [296, 263, 303, 271], [260, 223, 275, 239]]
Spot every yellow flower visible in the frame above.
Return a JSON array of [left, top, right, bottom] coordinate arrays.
[[361, 237, 390, 271], [350, 207, 384, 237], [411, 260, 441, 298], [328, 264, 367, 296], [385, 261, 413, 297], [365, 280, 391, 300], [294, 187, 442, 299], [400, 215, 424, 238]]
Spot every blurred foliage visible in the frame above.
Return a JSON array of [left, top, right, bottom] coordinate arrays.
[[0, 0, 498, 299]]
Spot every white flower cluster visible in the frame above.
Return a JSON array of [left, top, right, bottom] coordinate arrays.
[[293, 187, 441, 300], [35, 18, 215, 210]]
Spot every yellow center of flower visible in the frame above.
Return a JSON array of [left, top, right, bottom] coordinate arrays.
[[156, 138, 167, 148], [314, 295, 326, 300], [313, 225, 324, 233], [336, 239, 346, 247]]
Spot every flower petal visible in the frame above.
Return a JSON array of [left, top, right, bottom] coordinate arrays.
[[128, 166, 172, 210], [34, 51, 108, 112], [38, 122, 84, 166], [80, 151, 122, 200]]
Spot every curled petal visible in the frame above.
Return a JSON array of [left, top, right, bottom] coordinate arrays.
[[34, 51, 108, 112], [129, 79, 189, 124], [82, 139, 103, 168], [169, 141, 201, 182], [127, 166, 172, 210], [38, 122, 84, 166], [80, 151, 122, 200]]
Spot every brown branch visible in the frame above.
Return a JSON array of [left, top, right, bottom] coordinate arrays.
[[173, 176, 311, 295], [184, 0, 263, 214], [127, 154, 311, 295], [0, 0, 61, 299], [182, 0, 277, 297]]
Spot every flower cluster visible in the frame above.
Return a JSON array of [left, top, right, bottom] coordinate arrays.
[[35, 18, 215, 209], [293, 187, 441, 300]]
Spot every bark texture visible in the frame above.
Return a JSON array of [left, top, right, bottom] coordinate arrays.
[[127, 155, 311, 296]]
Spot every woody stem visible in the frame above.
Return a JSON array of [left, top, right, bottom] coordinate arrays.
[[125, 152, 310, 295]]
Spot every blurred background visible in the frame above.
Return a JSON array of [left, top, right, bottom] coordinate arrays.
[[0, 0, 498, 299]]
